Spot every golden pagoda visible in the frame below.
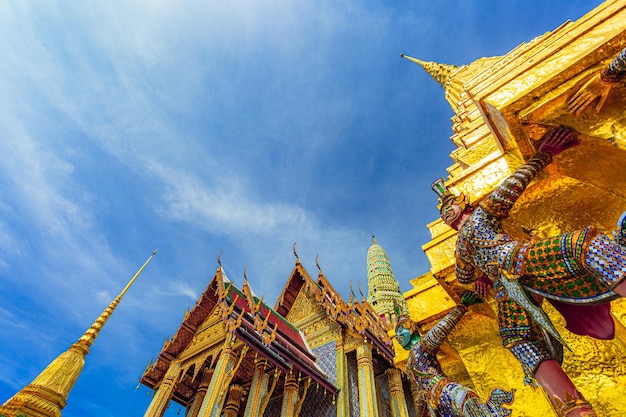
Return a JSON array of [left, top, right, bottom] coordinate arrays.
[[401, 0, 626, 416], [0, 251, 157, 417]]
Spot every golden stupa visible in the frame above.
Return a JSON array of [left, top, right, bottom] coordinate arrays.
[[0, 251, 156, 417], [401, 1, 626, 416]]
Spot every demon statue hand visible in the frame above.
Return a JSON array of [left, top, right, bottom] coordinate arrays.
[[395, 291, 514, 417], [432, 126, 626, 416], [567, 47, 626, 114]]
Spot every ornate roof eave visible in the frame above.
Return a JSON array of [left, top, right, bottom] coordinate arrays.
[[140, 263, 226, 388], [274, 258, 321, 316], [315, 270, 394, 356], [225, 275, 339, 395]]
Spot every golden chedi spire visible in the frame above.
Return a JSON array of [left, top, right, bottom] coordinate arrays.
[[366, 236, 409, 327], [400, 54, 460, 86], [401, 53, 466, 113], [0, 250, 157, 417]]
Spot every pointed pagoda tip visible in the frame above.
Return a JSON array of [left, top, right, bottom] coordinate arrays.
[[371, 234, 377, 245], [400, 53, 426, 67], [152, 249, 158, 255]]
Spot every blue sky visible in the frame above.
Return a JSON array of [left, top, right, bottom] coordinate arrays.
[[0, 1, 602, 416]]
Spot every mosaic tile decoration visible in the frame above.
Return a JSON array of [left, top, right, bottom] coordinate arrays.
[[299, 383, 336, 417], [375, 373, 391, 417], [347, 352, 361, 417], [313, 341, 337, 385], [262, 395, 282, 417]]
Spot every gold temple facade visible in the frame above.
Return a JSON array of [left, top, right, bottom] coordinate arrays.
[[403, 1, 626, 416]]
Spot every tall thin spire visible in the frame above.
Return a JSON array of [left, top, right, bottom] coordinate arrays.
[[0, 250, 157, 417], [366, 237, 409, 326], [400, 53, 465, 113], [400, 53, 459, 87]]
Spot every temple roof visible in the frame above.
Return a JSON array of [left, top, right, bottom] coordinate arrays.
[[140, 263, 337, 401], [140, 250, 398, 406]]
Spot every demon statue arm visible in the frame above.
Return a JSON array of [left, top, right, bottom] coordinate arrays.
[[479, 152, 551, 220], [568, 46, 626, 114], [453, 149, 551, 283], [421, 303, 468, 354], [455, 255, 478, 285], [396, 291, 514, 417], [480, 127, 579, 220]]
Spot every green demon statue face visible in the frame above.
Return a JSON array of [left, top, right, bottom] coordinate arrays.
[[395, 316, 420, 350]]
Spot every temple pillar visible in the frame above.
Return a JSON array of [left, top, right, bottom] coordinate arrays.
[[409, 381, 428, 416], [197, 343, 240, 417], [335, 337, 350, 417], [243, 361, 270, 417], [280, 372, 299, 417], [222, 385, 246, 417], [385, 368, 409, 417], [144, 362, 180, 417], [356, 341, 379, 417], [185, 368, 213, 417]]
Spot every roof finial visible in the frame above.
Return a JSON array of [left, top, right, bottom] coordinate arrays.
[[372, 235, 377, 244], [217, 250, 222, 266], [400, 53, 460, 87], [315, 254, 321, 272], [243, 265, 248, 281], [293, 242, 299, 261], [401, 52, 467, 114], [76, 250, 157, 350], [357, 282, 366, 302]]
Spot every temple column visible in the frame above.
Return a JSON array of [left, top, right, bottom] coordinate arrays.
[[144, 361, 181, 417], [409, 381, 428, 416], [385, 368, 409, 417], [222, 385, 246, 417], [280, 372, 299, 417], [356, 341, 379, 417], [185, 368, 213, 417], [197, 341, 240, 417], [335, 336, 350, 417], [243, 360, 270, 417]]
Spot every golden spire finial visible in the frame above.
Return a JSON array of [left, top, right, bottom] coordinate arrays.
[[217, 250, 222, 267], [293, 242, 300, 263], [372, 235, 377, 245], [349, 281, 356, 304], [400, 53, 465, 113], [400, 53, 459, 87], [358, 282, 366, 302], [0, 250, 157, 417], [75, 249, 157, 351]]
